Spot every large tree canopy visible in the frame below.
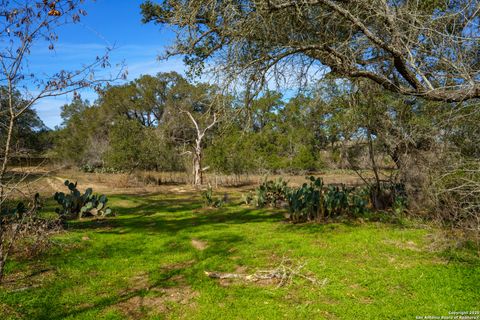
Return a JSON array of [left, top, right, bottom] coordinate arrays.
[[141, 0, 480, 102], [99, 72, 186, 127]]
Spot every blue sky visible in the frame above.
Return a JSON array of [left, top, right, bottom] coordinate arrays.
[[31, 0, 186, 128]]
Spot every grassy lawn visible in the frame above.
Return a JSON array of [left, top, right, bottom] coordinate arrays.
[[1, 192, 479, 319]]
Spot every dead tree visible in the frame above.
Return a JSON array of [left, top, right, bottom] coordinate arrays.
[[182, 111, 218, 186]]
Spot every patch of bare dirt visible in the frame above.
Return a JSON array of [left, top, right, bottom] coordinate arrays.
[[1, 267, 55, 293], [385, 254, 418, 269], [193, 207, 218, 214], [313, 240, 330, 249], [320, 310, 340, 320], [45, 177, 65, 192], [128, 273, 151, 292], [191, 239, 208, 251], [115, 285, 198, 319], [317, 296, 341, 306], [169, 186, 191, 193], [112, 272, 198, 319]]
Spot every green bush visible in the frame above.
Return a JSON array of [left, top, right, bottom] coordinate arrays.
[[80, 164, 123, 174]]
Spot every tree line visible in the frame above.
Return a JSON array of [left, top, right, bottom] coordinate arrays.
[[38, 73, 477, 232]]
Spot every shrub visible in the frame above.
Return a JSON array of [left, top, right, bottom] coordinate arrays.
[[350, 188, 370, 217], [430, 160, 480, 233], [0, 194, 60, 282], [370, 181, 407, 210], [54, 180, 114, 219], [80, 164, 123, 174], [80, 163, 96, 173]]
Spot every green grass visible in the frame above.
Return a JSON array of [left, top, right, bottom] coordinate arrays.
[[1, 192, 479, 319]]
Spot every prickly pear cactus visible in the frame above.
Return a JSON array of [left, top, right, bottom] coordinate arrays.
[[54, 180, 114, 219], [285, 176, 369, 222]]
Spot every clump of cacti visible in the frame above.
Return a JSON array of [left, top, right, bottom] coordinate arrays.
[[201, 185, 224, 208], [286, 176, 369, 222], [54, 180, 113, 219], [254, 178, 290, 208], [245, 176, 371, 222], [286, 177, 324, 222]]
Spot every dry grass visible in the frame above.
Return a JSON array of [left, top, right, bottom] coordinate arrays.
[[6, 166, 370, 198]]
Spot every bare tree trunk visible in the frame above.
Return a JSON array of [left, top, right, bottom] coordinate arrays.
[[0, 83, 16, 282], [193, 149, 202, 186], [0, 116, 14, 208], [367, 128, 384, 209], [0, 229, 4, 281], [0, 115, 14, 180], [182, 110, 217, 187], [0, 83, 16, 210], [0, 258, 5, 282]]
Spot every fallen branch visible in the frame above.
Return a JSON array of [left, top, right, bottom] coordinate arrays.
[[205, 257, 328, 288], [9, 284, 41, 292]]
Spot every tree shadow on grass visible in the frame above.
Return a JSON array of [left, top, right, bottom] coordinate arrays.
[[68, 195, 283, 236], [8, 225, 247, 319], [31, 262, 198, 320], [276, 212, 414, 235]]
